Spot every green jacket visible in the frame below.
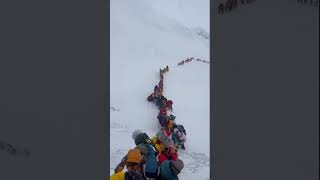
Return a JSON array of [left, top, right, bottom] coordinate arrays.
[[159, 160, 179, 180]]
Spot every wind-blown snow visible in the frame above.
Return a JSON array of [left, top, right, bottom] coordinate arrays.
[[110, 0, 210, 179]]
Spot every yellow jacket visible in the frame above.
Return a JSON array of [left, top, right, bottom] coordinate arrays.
[[110, 171, 125, 180], [151, 136, 166, 153]]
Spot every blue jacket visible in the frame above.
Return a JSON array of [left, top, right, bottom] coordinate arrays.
[[159, 160, 179, 180]]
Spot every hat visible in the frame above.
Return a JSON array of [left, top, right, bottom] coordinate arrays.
[[171, 159, 184, 175], [127, 149, 142, 163], [132, 130, 143, 141]]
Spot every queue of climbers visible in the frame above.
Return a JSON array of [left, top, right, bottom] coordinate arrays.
[[178, 57, 193, 66], [196, 58, 210, 64], [110, 65, 187, 180], [218, 0, 257, 14], [178, 57, 209, 66], [147, 66, 187, 151]]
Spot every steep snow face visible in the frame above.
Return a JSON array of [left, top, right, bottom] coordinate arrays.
[[110, 0, 210, 179]]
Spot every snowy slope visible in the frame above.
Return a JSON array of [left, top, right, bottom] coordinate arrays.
[[110, 0, 210, 179]]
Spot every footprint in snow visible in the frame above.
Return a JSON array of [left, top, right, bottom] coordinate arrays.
[[110, 122, 128, 133], [179, 151, 210, 174]]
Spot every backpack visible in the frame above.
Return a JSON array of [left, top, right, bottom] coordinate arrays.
[[177, 125, 186, 135], [143, 144, 160, 178]]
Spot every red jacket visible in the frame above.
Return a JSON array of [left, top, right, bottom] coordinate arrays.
[[163, 101, 172, 111], [166, 100, 173, 107], [157, 151, 178, 164], [159, 108, 167, 116]]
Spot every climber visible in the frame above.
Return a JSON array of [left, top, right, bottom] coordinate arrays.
[[152, 129, 174, 154], [159, 159, 184, 180], [155, 96, 167, 109], [110, 149, 145, 180], [167, 118, 175, 133], [151, 135, 165, 154], [147, 92, 155, 102], [114, 130, 150, 173], [115, 130, 160, 179], [154, 85, 160, 93], [157, 113, 168, 128], [176, 124, 186, 136], [154, 95, 164, 108], [162, 66, 169, 74], [156, 129, 174, 149], [171, 125, 180, 148], [158, 79, 163, 92], [173, 124, 186, 150], [164, 100, 173, 111], [159, 107, 167, 116], [157, 146, 178, 164]]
